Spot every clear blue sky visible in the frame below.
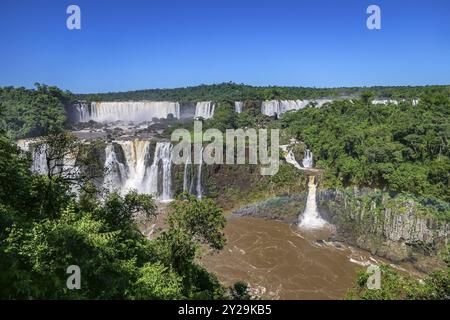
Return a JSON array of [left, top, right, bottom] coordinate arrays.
[[0, 0, 449, 93]]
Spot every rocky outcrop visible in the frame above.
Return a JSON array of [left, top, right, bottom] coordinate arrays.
[[318, 189, 449, 272]]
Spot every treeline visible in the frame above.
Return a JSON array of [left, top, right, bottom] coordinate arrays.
[[79, 82, 450, 102], [0, 84, 75, 139], [279, 93, 450, 203]]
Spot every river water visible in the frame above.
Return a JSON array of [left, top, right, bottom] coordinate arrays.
[[202, 216, 379, 300]]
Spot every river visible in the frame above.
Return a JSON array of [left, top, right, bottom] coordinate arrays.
[[201, 216, 379, 300]]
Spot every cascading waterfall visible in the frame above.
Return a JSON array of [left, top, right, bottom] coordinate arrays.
[[195, 101, 215, 119], [102, 140, 173, 201], [196, 147, 204, 199], [235, 101, 244, 113], [299, 175, 327, 229], [280, 143, 327, 229], [81, 101, 181, 122], [302, 149, 313, 169], [75, 102, 90, 122], [103, 144, 128, 192], [261, 100, 281, 117], [261, 99, 332, 117], [118, 140, 152, 193], [146, 142, 173, 201]]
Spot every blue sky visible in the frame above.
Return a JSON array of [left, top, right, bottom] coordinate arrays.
[[0, 0, 449, 93]]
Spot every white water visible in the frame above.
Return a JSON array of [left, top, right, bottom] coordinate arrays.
[[29, 143, 49, 174], [157, 142, 173, 202], [143, 141, 172, 201], [103, 140, 173, 201], [261, 99, 332, 117], [299, 176, 327, 229], [195, 101, 215, 119], [17, 140, 77, 176], [196, 147, 204, 199], [81, 101, 181, 122], [280, 145, 314, 170], [279, 143, 326, 229], [235, 101, 244, 113], [302, 149, 313, 168], [75, 102, 90, 122], [372, 99, 399, 105], [118, 140, 152, 193], [183, 152, 191, 193], [279, 145, 303, 170], [103, 144, 128, 192]]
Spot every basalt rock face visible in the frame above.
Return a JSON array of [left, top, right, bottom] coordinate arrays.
[[233, 195, 306, 223], [318, 189, 449, 272]]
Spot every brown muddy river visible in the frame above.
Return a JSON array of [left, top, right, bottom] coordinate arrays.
[[202, 216, 377, 300]]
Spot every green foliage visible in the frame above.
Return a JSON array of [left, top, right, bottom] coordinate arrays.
[[0, 133, 226, 299], [347, 264, 450, 300], [229, 282, 252, 300], [279, 94, 450, 203], [168, 194, 226, 251], [0, 84, 74, 139], [79, 82, 450, 103]]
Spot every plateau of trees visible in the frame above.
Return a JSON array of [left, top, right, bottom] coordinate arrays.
[[80, 82, 450, 103], [0, 84, 75, 139]]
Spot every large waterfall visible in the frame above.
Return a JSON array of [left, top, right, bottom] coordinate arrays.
[[148, 142, 172, 202], [261, 99, 332, 117], [80, 101, 181, 122], [195, 101, 215, 119], [103, 140, 173, 201], [298, 176, 327, 229]]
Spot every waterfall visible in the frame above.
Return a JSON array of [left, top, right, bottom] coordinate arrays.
[[31, 144, 49, 174], [17, 140, 79, 178], [372, 99, 399, 105], [235, 101, 244, 113], [261, 99, 332, 117], [117, 140, 152, 193], [146, 142, 173, 201], [102, 140, 173, 201], [160, 142, 173, 202], [280, 145, 302, 170], [183, 151, 191, 193], [81, 101, 181, 122], [261, 100, 280, 117], [75, 102, 90, 122], [196, 147, 204, 199], [103, 144, 128, 192], [298, 176, 327, 229], [302, 149, 313, 169], [195, 101, 215, 119]]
